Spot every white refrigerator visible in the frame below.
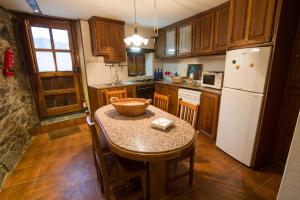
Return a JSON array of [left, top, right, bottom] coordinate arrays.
[[216, 46, 272, 167]]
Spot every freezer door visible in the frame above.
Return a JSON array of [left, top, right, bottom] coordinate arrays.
[[223, 46, 272, 93], [216, 88, 264, 166]]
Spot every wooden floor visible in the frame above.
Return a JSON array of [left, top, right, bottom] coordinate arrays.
[[0, 124, 282, 200]]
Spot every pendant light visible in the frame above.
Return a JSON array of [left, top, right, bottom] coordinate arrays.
[[124, 0, 148, 47], [151, 0, 159, 44]]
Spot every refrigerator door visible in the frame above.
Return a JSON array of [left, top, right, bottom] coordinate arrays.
[[223, 46, 272, 93], [216, 88, 264, 166]]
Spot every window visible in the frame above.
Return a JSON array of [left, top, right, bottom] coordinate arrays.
[[31, 26, 73, 72]]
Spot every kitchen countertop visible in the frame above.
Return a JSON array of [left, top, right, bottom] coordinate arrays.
[[89, 80, 222, 95]]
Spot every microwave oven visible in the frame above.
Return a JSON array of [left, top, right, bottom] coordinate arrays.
[[201, 72, 223, 89]]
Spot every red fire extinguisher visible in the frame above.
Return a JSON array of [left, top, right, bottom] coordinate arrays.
[[2, 47, 15, 78]]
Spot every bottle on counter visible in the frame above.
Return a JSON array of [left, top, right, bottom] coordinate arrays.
[[154, 68, 158, 80], [175, 71, 179, 77], [160, 69, 164, 80]]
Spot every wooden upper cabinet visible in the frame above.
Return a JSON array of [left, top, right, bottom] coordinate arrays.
[[192, 18, 202, 54], [247, 0, 277, 44], [177, 23, 192, 56], [165, 28, 177, 57], [155, 29, 166, 58], [127, 53, 145, 76], [89, 16, 126, 63], [106, 22, 126, 62], [227, 0, 249, 47], [228, 0, 277, 48], [213, 3, 230, 53], [192, 13, 214, 55]]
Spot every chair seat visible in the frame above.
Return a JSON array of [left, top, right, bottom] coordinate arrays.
[[102, 153, 147, 182]]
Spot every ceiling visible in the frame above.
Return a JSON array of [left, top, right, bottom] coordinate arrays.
[[0, 0, 227, 28]]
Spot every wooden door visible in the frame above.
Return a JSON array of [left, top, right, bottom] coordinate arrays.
[[272, 19, 300, 170], [23, 17, 82, 118], [127, 53, 136, 76], [155, 29, 165, 58], [227, 0, 250, 47], [165, 28, 177, 57], [177, 23, 192, 56], [214, 3, 230, 53], [198, 92, 220, 139], [192, 18, 202, 54], [247, 0, 277, 44], [201, 13, 215, 54]]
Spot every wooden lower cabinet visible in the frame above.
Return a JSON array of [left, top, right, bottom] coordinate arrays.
[[88, 85, 136, 114], [198, 92, 220, 139], [155, 84, 178, 116]]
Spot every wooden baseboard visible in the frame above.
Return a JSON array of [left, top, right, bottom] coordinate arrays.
[[29, 116, 85, 136]]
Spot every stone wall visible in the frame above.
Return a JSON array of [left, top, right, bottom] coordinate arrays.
[[0, 7, 39, 186]]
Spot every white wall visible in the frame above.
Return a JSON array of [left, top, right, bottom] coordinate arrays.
[[79, 20, 155, 86], [277, 111, 300, 200], [157, 55, 226, 79]]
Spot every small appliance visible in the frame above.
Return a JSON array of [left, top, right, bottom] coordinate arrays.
[[201, 71, 223, 89]]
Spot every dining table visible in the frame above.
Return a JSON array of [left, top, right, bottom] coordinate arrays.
[[94, 104, 196, 200]]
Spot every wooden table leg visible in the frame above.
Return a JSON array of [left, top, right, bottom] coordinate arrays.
[[149, 160, 167, 200]]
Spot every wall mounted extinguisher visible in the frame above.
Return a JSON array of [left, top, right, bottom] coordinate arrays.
[[2, 47, 15, 78]]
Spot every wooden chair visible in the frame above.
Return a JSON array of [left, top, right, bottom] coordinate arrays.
[[86, 116, 148, 200], [153, 92, 169, 112], [166, 98, 198, 191], [106, 89, 127, 105]]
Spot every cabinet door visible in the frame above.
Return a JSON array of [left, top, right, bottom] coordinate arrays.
[[214, 4, 230, 53], [165, 28, 177, 57], [247, 0, 276, 44], [227, 0, 250, 47], [107, 23, 126, 62], [199, 92, 220, 139], [126, 86, 137, 98], [127, 53, 136, 76], [192, 18, 202, 54], [201, 13, 215, 54], [89, 19, 110, 56], [165, 85, 178, 116], [155, 29, 165, 58], [178, 23, 192, 56], [136, 54, 145, 75]]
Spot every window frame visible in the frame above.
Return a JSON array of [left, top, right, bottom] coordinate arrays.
[[28, 18, 75, 73]]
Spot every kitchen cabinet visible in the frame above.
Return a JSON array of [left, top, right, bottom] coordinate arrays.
[[89, 16, 126, 63], [198, 91, 220, 139], [192, 13, 214, 55], [228, 0, 277, 48], [165, 28, 177, 57], [213, 3, 230, 53], [155, 29, 165, 58], [127, 53, 145, 76], [177, 23, 192, 56], [155, 84, 178, 116], [88, 85, 136, 114]]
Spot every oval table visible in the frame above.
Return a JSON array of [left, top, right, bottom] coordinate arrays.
[[94, 104, 196, 200]]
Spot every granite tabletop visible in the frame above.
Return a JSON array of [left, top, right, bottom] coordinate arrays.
[[94, 104, 196, 154]]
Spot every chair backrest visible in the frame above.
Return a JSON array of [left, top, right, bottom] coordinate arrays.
[[153, 92, 170, 112], [177, 98, 199, 128], [105, 89, 127, 104], [86, 116, 109, 183]]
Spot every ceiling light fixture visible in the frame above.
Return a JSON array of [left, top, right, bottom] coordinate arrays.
[[151, 0, 159, 44], [26, 0, 42, 14], [124, 0, 148, 47]]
